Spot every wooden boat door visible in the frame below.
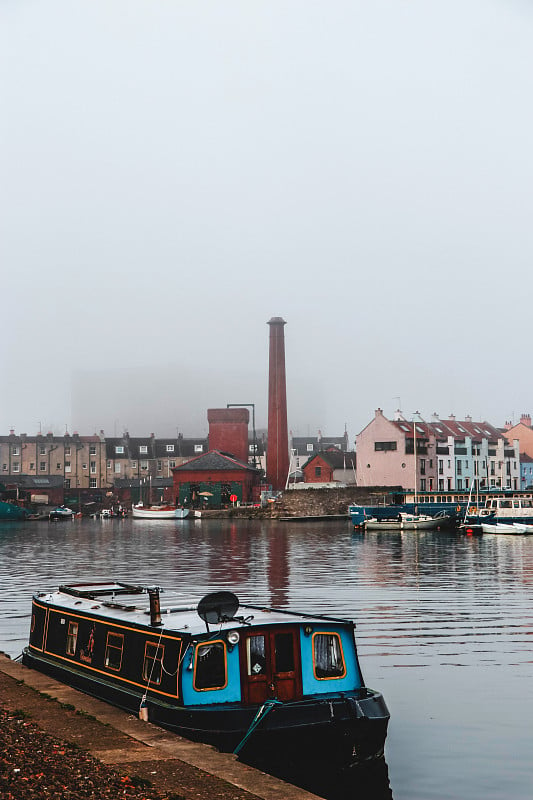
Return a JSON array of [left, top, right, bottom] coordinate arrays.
[[240, 627, 302, 704]]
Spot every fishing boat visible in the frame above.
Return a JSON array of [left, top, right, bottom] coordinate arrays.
[[364, 512, 450, 531], [22, 583, 389, 768], [132, 504, 189, 519]]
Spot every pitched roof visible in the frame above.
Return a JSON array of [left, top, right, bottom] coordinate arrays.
[[391, 418, 502, 442], [173, 450, 259, 473], [303, 450, 356, 470]]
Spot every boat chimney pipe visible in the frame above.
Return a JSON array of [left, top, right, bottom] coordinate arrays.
[[148, 587, 162, 626]]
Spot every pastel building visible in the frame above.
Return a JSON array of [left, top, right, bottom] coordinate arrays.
[[356, 410, 520, 492]]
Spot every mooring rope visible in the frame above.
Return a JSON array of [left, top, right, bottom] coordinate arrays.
[[233, 699, 282, 755]]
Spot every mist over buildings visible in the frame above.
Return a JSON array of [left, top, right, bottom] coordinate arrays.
[[2, 2, 533, 439]]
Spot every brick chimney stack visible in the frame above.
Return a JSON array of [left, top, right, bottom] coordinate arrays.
[[521, 413, 531, 428], [266, 317, 289, 491]]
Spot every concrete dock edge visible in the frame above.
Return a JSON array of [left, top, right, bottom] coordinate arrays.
[[0, 653, 321, 800]]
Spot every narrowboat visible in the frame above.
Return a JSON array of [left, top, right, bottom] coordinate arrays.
[[22, 583, 389, 768]]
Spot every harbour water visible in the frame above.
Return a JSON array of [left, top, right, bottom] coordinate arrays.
[[1, 517, 532, 799]]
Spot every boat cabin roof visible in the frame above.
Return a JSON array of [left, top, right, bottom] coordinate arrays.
[[35, 582, 353, 636]]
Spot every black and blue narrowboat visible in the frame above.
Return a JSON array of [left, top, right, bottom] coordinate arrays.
[[22, 582, 389, 768]]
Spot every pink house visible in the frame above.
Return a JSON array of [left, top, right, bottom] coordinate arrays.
[[355, 409, 437, 490]]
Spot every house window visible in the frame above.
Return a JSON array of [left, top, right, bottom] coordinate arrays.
[[141, 461, 148, 470], [65, 446, 71, 456], [131, 460, 137, 469], [107, 460, 112, 469], [420, 478, 426, 491], [438, 479, 444, 491], [374, 441, 397, 451], [115, 463, 121, 473], [66, 621, 78, 656], [2, 464, 6, 471], [194, 444, 203, 453], [104, 632, 124, 671], [315, 466, 322, 477], [39, 446, 46, 455], [90, 461, 96, 473], [194, 641, 227, 690], [169, 460, 176, 468], [438, 460, 443, 475], [89, 478, 97, 488], [143, 643, 164, 685], [39, 462, 46, 472], [12, 446, 20, 456], [420, 459, 426, 475], [82, 463, 88, 470], [64, 479, 71, 489], [307, 443, 314, 452], [139, 446, 148, 454], [166, 444, 174, 452], [457, 460, 462, 475], [12, 463, 20, 472], [56, 463, 61, 470], [457, 479, 463, 489], [115, 446, 124, 454], [312, 633, 346, 679], [89, 445, 96, 455], [65, 460, 72, 472], [157, 461, 162, 471], [29, 462, 35, 470]]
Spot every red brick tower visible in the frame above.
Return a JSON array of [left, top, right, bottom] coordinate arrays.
[[208, 408, 249, 463], [266, 317, 289, 490]]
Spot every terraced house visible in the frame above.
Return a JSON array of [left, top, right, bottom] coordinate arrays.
[[356, 410, 520, 492]]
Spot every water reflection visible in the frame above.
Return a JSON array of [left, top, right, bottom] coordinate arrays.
[[1, 518, 533, 799], [244, 754, 393, 800]]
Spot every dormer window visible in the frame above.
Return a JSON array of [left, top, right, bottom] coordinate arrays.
[[307, 443, 314, 452], [139, 445, 148, 454], [115, 446, 124, 454], [166, 444, 175, 452], [194, 444, 203, 453]]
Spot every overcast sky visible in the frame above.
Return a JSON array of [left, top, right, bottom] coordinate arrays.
[[2, 1, 533, 442]]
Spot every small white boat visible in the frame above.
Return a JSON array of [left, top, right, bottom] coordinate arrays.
[[49, 506, 74, 520], [364, 512, 449, 531], [132, 503, 189, 520], [481, 522, 529, 535]]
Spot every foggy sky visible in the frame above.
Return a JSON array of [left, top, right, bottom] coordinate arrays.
[[2, 1, 533, 442]]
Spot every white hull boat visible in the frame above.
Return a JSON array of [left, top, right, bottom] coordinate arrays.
[[132, 504, 189, 520], [481, 522, 531, 535], [364, 513, 450, 531]]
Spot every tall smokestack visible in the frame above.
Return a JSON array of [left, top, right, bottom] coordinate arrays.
[[266, 317, 289, 490]]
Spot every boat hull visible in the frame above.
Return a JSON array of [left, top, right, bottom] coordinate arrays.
[[0, 501, 31, 520], [364, 515, 449, 531], [21, 647, 388, 768], [481, 523, 531, 535], [132, 506, 189, 519]]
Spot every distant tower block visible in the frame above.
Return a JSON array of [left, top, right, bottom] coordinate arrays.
[[266, 317, 289, 491]]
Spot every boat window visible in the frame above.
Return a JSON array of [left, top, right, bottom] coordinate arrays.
[[143, 642, 164, 685], [312, 633, 346, 680], [194, 641, 227, 690], [524, 501, 532, 508], [514, 501, 520, 508], [66, 621, 78, 656], [104, 632, 124, 671], [274, 633, 294, 673], [247, 635, 266, 676], [501, 501, 512, 508]]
